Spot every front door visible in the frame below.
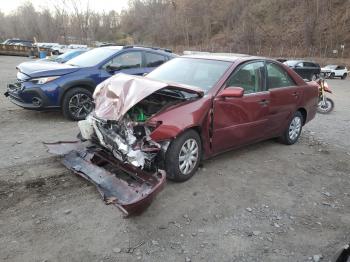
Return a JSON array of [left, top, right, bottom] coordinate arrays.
[[212, 61, 270, 153], [100, 51, 144, 82]]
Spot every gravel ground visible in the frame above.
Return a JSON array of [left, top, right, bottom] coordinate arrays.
[[0, 56, 349, 262]]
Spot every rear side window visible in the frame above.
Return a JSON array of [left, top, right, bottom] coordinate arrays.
[[145, 52, 167, 67], [227, 61, 265, 94], [303, 62, 318, 67], [267, 63, 295, 89]]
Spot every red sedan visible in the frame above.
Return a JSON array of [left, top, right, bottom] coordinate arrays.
[[47, 54, 319, 215]]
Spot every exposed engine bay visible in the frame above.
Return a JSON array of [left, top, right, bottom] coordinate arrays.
[[127, 89, 188, 122], [79, 88, 189, 170], [45, 73, 203, 216]]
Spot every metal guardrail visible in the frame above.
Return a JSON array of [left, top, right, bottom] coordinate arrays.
[[0, 44, 51, 57]]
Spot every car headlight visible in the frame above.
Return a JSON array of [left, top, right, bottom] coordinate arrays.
[[31, 76, 60, 84]]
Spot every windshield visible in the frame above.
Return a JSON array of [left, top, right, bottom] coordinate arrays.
[[55, 50, 84, 62], [325, 65, 337, 69], [146, 57, 232, 91], [65, 47, 120, 67]]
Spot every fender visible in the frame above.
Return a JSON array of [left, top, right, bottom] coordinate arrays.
[[149, 96, 212, 157], [58, 79, 97, 103]]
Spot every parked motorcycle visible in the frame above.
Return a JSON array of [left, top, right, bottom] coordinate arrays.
[[316, 78, 334, 114]]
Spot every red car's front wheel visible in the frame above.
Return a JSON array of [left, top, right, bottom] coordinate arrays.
[[165, 129, 202, 182]]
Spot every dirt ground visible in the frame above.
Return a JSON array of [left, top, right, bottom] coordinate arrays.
[[0, 56, 349, 262]]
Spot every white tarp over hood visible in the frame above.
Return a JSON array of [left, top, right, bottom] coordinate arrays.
[[93, 73, 203, 121]]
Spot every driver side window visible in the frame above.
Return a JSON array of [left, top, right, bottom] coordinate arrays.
[[104, 51, 142, 70], [227, 61, 265, 94]]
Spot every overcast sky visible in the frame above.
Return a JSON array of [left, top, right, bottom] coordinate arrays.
[[0, 0, 130, 14]]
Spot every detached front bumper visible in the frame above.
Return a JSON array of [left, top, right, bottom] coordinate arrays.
[[45, 141, 166, 216]]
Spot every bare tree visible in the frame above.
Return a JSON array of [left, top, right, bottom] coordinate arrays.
[[1, 0, 349, 57]]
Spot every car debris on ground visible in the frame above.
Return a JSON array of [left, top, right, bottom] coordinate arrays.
[[45, 73, 202, 216]]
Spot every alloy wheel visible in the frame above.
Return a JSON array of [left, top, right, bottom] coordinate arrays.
[[68, 93, 93, 119], [318, 99, 332, 113], [178, 138, 199, 175], [288, 116, 302, 141]]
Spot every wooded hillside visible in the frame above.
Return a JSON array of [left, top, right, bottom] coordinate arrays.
[[1, 0, 349, 58], [121, 0, 350, 57]]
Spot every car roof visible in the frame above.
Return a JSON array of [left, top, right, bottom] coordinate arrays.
[[181, 53, 267, 63], [100, 45, 124, 50], [285, 60, 318, 63], [100, 45, 175, 56]]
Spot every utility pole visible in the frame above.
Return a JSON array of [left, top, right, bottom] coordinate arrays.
[[341, 44, 345, 58]]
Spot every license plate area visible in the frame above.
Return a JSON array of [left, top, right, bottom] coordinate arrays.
[[7, 82, 22, 92], [45, 141, 166, 216]]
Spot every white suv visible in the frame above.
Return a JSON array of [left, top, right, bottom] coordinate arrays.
[[321, 65, 348, 79]]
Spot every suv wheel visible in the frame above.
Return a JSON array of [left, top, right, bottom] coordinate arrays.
[[62, 88, 93, 121], [165, 130, 202, 182], [341, 73, 347, 80], [280, 111, 303, 145]]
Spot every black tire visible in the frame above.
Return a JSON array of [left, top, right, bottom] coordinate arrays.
[[330, 72, 335, 79], [317, 98, 334, 114], [62, 88, 93, 121], [165, 129, 202, 182], [341, 73, 347, 80], [279, 111, 303, 145]]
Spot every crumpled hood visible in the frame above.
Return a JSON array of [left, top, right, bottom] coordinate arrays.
[[17, 61, 80, 79], [93, 73, 204, 121]]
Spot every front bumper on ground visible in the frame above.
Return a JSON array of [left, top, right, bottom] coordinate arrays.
[[44, 141, 166, 216]]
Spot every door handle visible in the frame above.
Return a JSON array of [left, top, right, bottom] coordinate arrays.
[[259, 99, 269, 106], [292, 92, 299, 97]]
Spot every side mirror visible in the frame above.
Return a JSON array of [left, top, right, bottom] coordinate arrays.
[[218, 87, 244, 98], [106, 64, 122, 72]]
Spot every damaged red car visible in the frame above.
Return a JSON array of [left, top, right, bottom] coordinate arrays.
[[46, 55, 319, 216]]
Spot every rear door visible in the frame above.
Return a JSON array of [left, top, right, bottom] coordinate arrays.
[[266, 62, 303, 135], [212, 61, 271, 153], [144, 52, 168, 74], [335, 65, 345, 77]]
